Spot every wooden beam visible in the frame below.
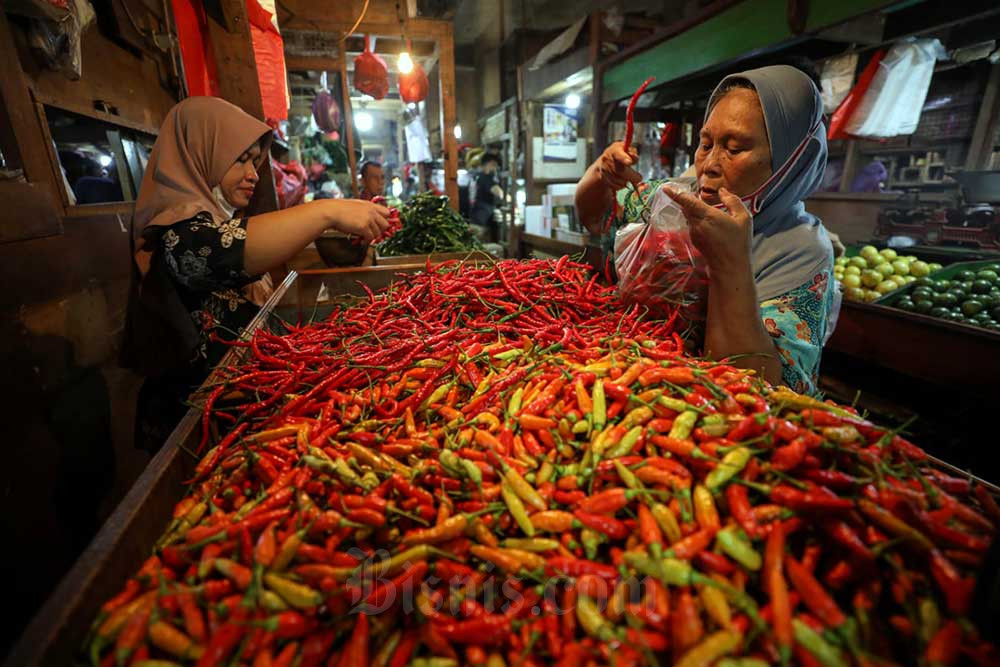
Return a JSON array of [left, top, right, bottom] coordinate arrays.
[[338, 45, 360, 198], [207, 0, 279, 214], [437, 22, 459, 211], [283, 17, 451, 40], [285, 55, 342, 73], [965, 64, 1000, 171], [33, 92, 162, 136]]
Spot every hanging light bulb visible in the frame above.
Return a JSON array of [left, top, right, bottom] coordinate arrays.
[[398, 51, 414, 74], [355, 112, 373, 132], [453, 124, 462, 140], [565, 93, 581, 110]]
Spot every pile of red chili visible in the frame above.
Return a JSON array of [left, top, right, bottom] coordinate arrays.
[[85, 258, 998, 667]]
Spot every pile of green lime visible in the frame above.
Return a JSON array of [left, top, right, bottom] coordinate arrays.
[[834, 246, 940, 303], [895, 264, 1000, 330]]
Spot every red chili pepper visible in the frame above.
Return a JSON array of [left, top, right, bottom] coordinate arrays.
[[547, 556, 618, 580], [387, 629, 419, 667], [671, 587, 703, 658], [665, 528, 714, 560], [928, 549, 975, 615], [925, 620, 962, 667], [573, 510, 629, 540], [770, 484, 853, 512], [784, 555, 846, 628], [296, 628, 336, 667], [196, 612, 247, 667], [771, 437, 807, 472]]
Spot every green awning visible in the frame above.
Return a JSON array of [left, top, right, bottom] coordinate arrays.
[[602, 0, 898, 103]]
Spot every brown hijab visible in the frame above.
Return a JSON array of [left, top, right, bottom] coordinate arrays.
[[134, 96, 272, 270]]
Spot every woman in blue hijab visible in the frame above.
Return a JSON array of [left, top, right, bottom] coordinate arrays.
[[576, 65, 836, 393]]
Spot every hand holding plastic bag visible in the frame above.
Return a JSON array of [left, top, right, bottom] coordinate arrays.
[[614, 183, 709, 323]]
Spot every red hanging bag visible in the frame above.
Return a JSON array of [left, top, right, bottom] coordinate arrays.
[[353, 34, 389, 100], [398, 41, 429, 103]]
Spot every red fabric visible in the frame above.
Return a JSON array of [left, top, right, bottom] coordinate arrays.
[[247, 0, 288, 123], [828, 50, 885, 141], [399, 62, 429, 103], [353, 35, 389, 100], [170, 0, 219, 97]]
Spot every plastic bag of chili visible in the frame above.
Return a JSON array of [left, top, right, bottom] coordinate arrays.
[[613, 182, 709, 324]]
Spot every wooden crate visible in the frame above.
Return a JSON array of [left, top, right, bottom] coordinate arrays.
[[827, 299, 1000, 398], [5, 275, 298, 667], [374, 250, 496, 266]]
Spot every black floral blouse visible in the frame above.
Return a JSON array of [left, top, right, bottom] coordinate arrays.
[[159, 211, 261, 366]]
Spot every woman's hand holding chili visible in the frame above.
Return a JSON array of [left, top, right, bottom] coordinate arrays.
[[595, 142, 642, 193], [664, 186, 752, 273], [329, 199, 392, 243]]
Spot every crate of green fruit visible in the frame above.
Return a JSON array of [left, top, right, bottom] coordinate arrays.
[[877, 259, 1000, 331], [834, 245, 941, 303]]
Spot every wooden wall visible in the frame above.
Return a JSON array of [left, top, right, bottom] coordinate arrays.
[[805, 196, 882, 245], [0, 10, 178, 654]]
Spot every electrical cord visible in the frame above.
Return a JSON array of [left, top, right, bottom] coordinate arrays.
[[341, 0, 371, 43]]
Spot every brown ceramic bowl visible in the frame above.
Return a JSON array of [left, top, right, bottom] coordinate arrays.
[[314, 232, 368, 267]]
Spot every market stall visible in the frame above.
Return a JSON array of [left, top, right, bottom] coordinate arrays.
[[5, 0, 1000, 665], [8, 257, 1000, 667]]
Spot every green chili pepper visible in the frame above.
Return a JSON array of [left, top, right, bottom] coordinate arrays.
[[605, 425, 644, 459], [461, 459, 483, 487], [669, 411, 699, 440], [613, 459, 642, 490], [592, 380, 607, 431], [576, 594, 616, 641], [705, 446, 752, 491], [507, 386, 524, 415], [792, 619, 847, 667], [501, 481, 535, 537], [715, 526, 762, 571], [495, 349, 523, 362], [580, 528, 601, 560], [659, 395, 696, 413]]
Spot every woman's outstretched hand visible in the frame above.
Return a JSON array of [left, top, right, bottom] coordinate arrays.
[[664, 186, 752, 271], [330, 199, 392, 244]]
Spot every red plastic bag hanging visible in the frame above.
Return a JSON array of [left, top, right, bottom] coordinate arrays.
[[353, 35, 389, 100], [246, 0, 289, 124], [827, 49, 885, 141], [398, 41, 429, 103]]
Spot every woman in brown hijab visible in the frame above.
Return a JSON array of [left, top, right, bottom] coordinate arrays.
[[124, 96, 390, 452]]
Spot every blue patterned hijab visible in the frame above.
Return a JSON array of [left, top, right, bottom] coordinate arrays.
[[706, 65, 833, 301]]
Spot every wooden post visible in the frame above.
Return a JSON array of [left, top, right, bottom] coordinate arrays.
[[337, 43, 360, 198], [438, 22, 460, 211]]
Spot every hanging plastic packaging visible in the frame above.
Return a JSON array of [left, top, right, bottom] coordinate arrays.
[[399, 61, 429, 104], [844, 38, 947, 139], [246, 0, 289, 124], [828, 50, 885, 141], [271, 158, 307, 209], [614, 183, 709, 324], [353, 35, 389, 100], [312, 89, 342, 133], [25, 0, 94, 80]]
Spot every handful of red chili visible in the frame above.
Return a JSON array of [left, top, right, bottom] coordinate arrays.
[[85, 258, 998, 667]]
